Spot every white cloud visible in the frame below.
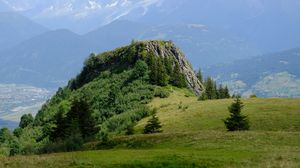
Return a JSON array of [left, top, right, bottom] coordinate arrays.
[[105, 1, 119, 8]]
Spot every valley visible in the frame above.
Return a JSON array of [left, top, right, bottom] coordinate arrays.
[[0, 84, 51, 128]]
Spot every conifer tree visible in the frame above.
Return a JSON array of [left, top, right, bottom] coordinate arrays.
[[205, 77, 216, 99], [163, 56, 173, 75], [143, 115, 162, 134], [156, 58, 169, 86], [171, 62, 186, 88], [224, 97, 250, 131], [67, 97, 98, 139], [148, 54, 158, 85], [224, 86, 231, 98], [196, 68, 203, 83]]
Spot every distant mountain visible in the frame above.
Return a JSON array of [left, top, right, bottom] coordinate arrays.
[[86, 20, 260, 66], [0, 12, 48, 51], [0, 19, 261, 88], [0, 29, 91, 87], [0, 119, 17, 129], [84, 20, 150, 52], [137, 0, 300, 54], [204, 47, 300, 97]]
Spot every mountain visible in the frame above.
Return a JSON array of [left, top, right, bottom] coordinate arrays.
[[84, 20, 150, 53], [0, 0, 161, 34], [137, 0, 300, 54], [0, 29, 91, 88], [0, 12, 48, 51], [0, 19, 259, 88], [86, 20, 260, 66], [3, 0, 300, 54], [2, 40, 202, 155], [204, 47, 300, 97]]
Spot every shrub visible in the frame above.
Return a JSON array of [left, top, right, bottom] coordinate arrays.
[[154, 87, 170, 98]]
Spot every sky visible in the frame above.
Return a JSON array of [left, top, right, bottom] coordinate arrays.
[[0, 0, 163, 33], [0, 0, 160, 22]]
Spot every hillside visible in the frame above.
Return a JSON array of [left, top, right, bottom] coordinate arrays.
[[204, 47, 300, 97], [0, 40, 203, 156], [1, 90, 299, 167]]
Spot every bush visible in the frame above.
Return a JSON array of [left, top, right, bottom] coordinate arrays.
[[154, 87, 170, 98]]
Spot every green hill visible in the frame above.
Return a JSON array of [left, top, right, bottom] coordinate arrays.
[[0, 41, 299, 167], [0, 89, 299, 167]]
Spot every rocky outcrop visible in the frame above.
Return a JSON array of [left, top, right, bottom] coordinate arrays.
[[143, 40, 204, 95]]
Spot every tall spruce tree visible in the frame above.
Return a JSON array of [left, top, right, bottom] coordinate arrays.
[[224, 97, 250, 131]]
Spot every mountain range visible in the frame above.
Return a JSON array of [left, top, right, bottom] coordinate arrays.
[[204, 47, 300, 97], [0, 12, 47, 51], [0, 15, 260, 87]]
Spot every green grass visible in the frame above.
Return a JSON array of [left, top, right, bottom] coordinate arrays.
[[1, 88, 299, 168]]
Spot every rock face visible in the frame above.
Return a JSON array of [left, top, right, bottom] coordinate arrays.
[[143, 40, 204, 95]]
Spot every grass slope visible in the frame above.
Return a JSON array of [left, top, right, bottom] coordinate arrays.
[[1, 88, 299, 168]]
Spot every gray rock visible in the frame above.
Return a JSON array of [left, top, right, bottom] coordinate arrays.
[[143, 40, 204, 95]]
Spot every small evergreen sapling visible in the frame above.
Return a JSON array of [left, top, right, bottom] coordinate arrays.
[[224, 97, 250, 131], [143, 115, 162, 134]]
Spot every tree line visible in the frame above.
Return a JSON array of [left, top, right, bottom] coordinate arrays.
[[196, 69, 231, 100]]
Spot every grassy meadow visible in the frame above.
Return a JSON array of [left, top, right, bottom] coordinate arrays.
[[1, 88, 299, 168]]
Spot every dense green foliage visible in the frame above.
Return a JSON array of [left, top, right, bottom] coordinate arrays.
[[224, 97, 250, 131], [19, 114, 34, 128]]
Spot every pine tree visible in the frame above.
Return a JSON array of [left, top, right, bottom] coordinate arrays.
[[224, 97, 250, 131], [171, 62, 186, 88], [205, 77, 216, 99], [143, 115, 162, 134], [148, 54, 158, 85], [67, 97, 98, 139], [163, 56, 173, 75], [224, 86, 231, 98], [196, 68, 203, 83], [156, 58, 169, 86], [214, 82, 218, 99], [50, 108, 68, 141]]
